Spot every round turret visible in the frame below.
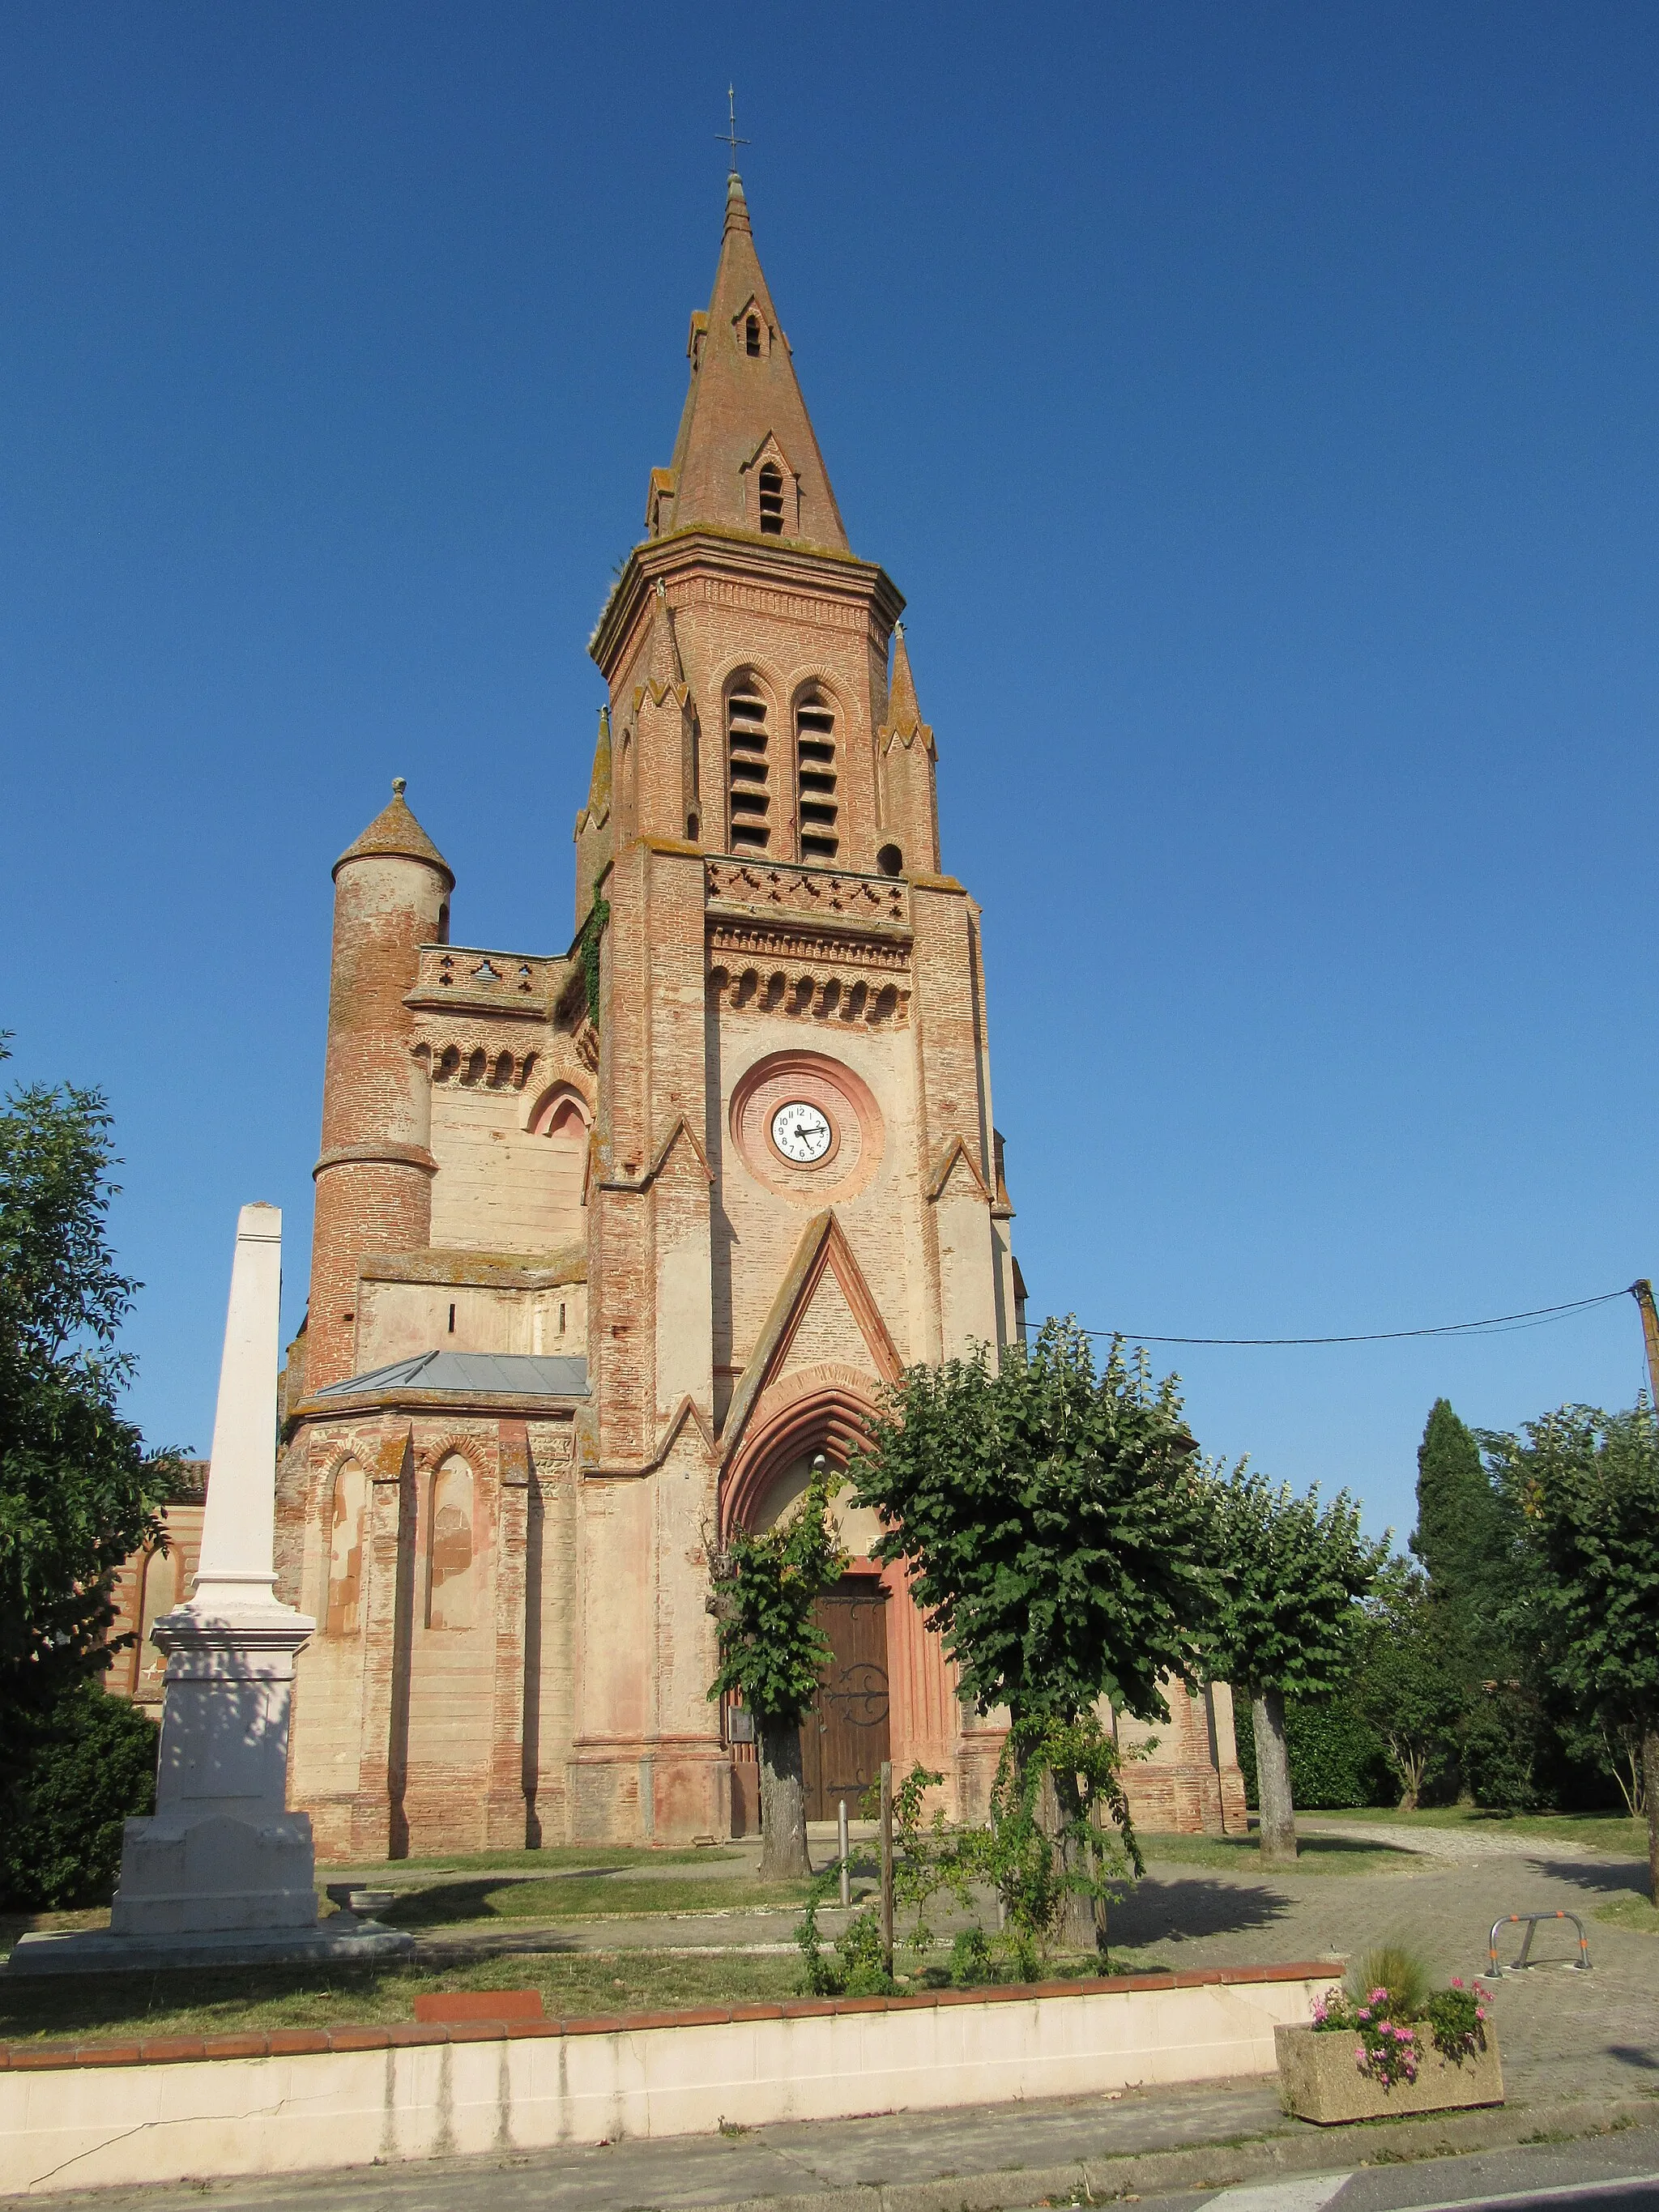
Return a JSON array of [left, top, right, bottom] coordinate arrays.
[[307, 781, 454, 1393]]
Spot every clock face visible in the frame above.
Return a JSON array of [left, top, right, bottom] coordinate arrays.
[[770, 1101, 834, 1164]]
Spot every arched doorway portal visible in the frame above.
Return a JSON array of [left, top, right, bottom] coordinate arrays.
[[721, 1386, 894, 1825]]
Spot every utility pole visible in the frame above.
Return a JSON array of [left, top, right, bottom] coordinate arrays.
[[1632, 1281, 1659, 1407]]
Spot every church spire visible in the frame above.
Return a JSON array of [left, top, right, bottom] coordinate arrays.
[[887, 621, 923, 735], [653, 177, 849, 552]]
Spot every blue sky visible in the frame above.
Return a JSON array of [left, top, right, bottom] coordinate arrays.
[[4, 2, 1657, 1544]]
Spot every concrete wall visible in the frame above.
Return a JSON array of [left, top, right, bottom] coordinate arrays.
[[0, 1967, 1337, 2198]]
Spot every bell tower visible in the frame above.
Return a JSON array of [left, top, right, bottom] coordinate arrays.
[[572, 165, 1021, 1840]]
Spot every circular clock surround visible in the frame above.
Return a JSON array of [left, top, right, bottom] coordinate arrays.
[[770, 1100, 836, 1166], [731, 1051, 885, 1205]]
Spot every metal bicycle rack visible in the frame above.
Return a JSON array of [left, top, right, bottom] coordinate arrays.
[[1487, 1909, 1591, 1975]]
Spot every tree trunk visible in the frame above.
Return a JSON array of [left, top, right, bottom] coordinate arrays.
[[757, 1716, 812, 1879], [1252, 1688, 1299, 1865], [1644, 1728, 1659, 1909], [1040, 1762, 1107, 1957]]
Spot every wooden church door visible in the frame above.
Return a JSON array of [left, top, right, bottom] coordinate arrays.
[[800, 1575, 891, 1819]]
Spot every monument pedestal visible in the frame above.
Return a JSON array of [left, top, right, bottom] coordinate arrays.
[[109, 1604, 319, 1937], [5, 1204, 416, 1980]]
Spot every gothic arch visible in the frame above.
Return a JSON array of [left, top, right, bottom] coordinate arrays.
[[416, 1431, 493, 1480], [720, 1375, 881, 1541], [783, 666, 851, 723], [523, 1079, 592, 1137]]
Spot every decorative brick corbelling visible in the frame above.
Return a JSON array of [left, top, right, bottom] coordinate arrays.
[[708, 961, 911, 1028]]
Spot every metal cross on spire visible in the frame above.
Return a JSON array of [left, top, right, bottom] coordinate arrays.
[[718, 85, 750, 173]]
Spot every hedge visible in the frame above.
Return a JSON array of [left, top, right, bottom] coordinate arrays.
[[1232, 1690, 1394, 1811]]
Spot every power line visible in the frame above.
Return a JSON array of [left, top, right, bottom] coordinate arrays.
[[1082, 1285, 1635, 1349]]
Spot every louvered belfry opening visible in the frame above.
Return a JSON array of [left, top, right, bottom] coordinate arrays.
[[795, 688, 839, 861], [727, 673, 771, 851], [757, 462, 785, 535]]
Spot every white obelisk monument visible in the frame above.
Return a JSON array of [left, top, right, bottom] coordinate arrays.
[[5, 1204, 413, 1973], [108, 1204, 320, 1935]]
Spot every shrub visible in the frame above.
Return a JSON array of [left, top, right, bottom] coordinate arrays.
[[794, 1896, 896, 1997], [0, 1682, 158, 1907], [950, 1924, 994, 1986]]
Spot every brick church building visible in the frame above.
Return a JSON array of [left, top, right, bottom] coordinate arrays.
[[268, 170, 1247, 1856]]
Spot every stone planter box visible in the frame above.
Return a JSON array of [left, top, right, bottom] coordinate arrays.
[[1276, 2021, 1503, 2125]]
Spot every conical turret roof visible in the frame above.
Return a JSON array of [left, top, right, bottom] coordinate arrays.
[[333, 778, 454, 886], [661, 175, 849, 551]]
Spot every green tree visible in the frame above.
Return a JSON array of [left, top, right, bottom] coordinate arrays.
[[1488, 1404, 1659, 1903], [1352, 1561, 1467, 1809], [1201, 1467, 1388, 1865], [707, 1468, 847, 1878], [1, 1044, 175, 1778], [0, 1680, 160, 1907], [848, 1318, 1209, 1949], [1412, 1399, 1508, 1675]]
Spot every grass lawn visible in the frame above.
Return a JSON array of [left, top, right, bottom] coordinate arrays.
[[377, 1873, 833, 1927], [1309, 1806, 1646, 1856], [1593, 1892, 1659, 1936], [0, 1940, 1175, 2048], [0, 1949, 810, 2048], [1138, 1831, 1419, 1875]]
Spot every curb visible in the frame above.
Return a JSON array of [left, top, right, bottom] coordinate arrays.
[[692, 2095, 1659, 2212]]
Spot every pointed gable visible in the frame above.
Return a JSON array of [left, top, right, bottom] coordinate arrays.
[[655, 174, 849, 553], [722, 1212, 901, 1458]]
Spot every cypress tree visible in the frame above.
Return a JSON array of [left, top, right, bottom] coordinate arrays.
[[1410, 1399, 1505, 1673]]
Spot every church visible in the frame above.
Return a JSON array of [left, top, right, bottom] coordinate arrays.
[[269, 170, 1247, 1856]]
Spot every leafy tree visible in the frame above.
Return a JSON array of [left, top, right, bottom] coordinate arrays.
[[0, 1680, 159, 1907], [707, 1469, 846, 1877], [1412, 1399, 1508, 1676], [1352, 1561, 1468, 1809], [1, 1042, 175, 1782], [848, 1318, 1209, 1950], [1488, 1404, 1659, 1902], [1201, 1467, 1388, 1865]]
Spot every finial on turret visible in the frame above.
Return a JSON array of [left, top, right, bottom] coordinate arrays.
[[392, 777, 407, 799]]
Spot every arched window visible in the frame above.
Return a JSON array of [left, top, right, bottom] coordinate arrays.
[[745, 315, 762, 357], [757, 462, 784, 535], [326, 1460, 367, 1638], [427, 1457, 476, 1630], [727, 671, 771, 852], [795, 688, 839, 861]]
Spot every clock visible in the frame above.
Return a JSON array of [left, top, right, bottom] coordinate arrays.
[[770, 1101, 834, 1164]]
